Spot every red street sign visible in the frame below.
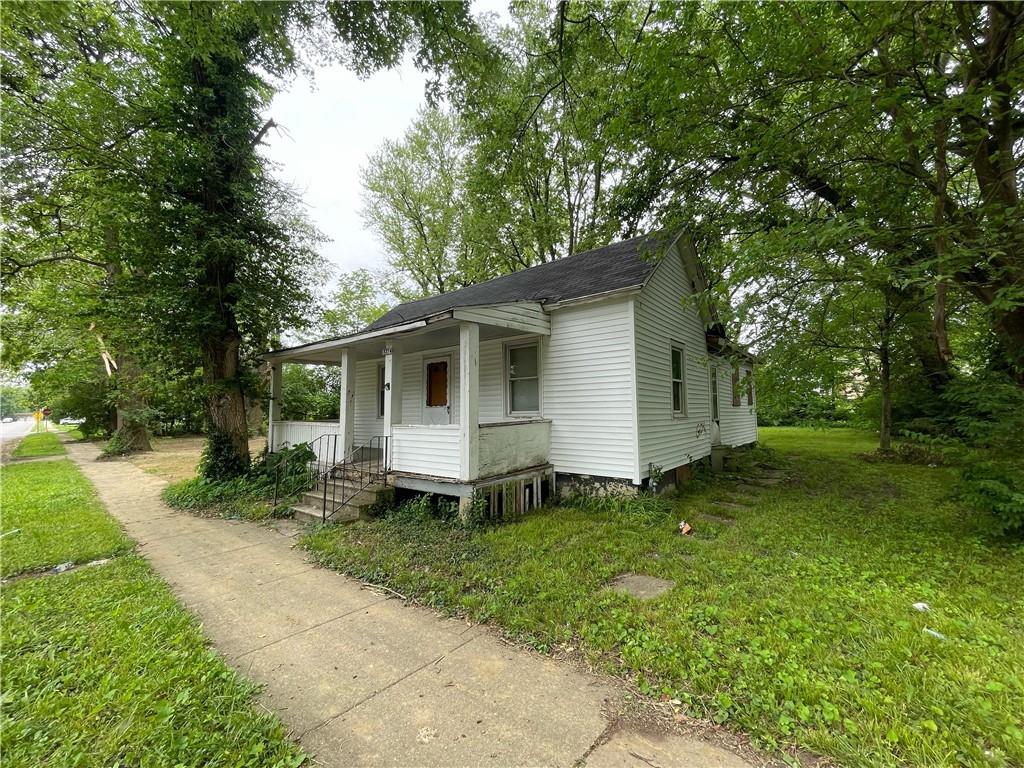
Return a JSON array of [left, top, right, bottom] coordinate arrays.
[[41, 407, 52, 416]]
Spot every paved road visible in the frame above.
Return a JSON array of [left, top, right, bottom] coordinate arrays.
[[64, 440, 761, 768], [0, 418, 36, 444]]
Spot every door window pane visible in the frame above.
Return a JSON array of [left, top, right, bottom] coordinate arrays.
[[426, 362, 448, 407]]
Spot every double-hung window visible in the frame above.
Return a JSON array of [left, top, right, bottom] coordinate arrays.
[[507, 342, 539, 414], [710, 366, 720, 421], [670, 345, 687, 415], [745, 370, 754, 405]]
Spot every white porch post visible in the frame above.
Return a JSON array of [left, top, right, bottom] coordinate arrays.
[[459, 322, 479, 483], [268, 362, 282, 452], [338, 348, 356, 454], [383, 344, 403, 442]]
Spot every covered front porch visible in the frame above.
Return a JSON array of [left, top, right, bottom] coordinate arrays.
[[265, 303, 554, 507]]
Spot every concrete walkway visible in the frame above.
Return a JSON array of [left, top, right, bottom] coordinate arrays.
[[65, 441, 759, 768]]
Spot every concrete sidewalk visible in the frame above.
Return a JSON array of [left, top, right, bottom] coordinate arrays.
[[65, 441, 758, 768]]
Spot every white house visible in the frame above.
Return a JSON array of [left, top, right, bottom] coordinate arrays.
[[263, 230, 756, 518]]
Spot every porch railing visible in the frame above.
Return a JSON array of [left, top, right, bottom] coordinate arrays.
[[273, 433, 390, 523], [318, 435, 390, 523]]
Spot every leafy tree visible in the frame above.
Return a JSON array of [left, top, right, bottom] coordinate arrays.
[[321, 268, 393, 336], [361, 3, 637, 286], [604, 1, 1024, 383], [361, 108, 486, 294], [0, 383, 31, 419], [2, 0, 475, 477]]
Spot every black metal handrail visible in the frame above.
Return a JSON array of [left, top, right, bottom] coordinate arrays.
[[319, 435, 390, 523], [271, 433, 391, 522]]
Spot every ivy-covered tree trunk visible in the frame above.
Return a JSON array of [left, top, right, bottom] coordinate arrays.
[[110, 352, 152, 454], [181, 23, 259, 479], [201, 329, 251, 478]]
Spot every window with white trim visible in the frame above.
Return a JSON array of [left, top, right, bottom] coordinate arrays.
[[670, 345, 687, 415], [710, 366, 720, 421], [506, 342, 539, 414]]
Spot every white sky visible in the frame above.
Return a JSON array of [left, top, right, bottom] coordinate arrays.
[[261, 1, 509, 281]]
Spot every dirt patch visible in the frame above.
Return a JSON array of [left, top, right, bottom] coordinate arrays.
[[608, 573, 675, 600], [124, 435, 267, 483]]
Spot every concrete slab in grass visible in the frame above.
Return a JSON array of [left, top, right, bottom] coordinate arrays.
[[608, 573, 675, 600], [586, 729, 752, 768], [305, 631, 618, 768]]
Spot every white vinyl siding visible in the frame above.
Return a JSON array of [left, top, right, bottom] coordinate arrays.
[[478, 339, 505, 421], [390, 424, 460, 478], [353, 359, 381, 446], [716, 360, 758, 447], [633, 242, 715, 478], [544, 297, 637, 481]]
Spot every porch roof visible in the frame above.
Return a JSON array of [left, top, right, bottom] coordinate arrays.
[[263, 302, 550, 364]]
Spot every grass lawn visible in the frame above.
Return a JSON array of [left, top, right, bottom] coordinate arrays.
[[0, 455, 304, 766], [2, 556, 305, 767], [1, 460, 131, 577], [302, 427, 1024, 767], [11, 431, 65, 458], [55, 425, 85, 440]]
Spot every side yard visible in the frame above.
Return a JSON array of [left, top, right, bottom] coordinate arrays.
[[0, 447, 304, 766], [301, 428, 1024, 767]]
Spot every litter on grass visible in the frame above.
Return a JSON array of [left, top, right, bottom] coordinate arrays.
[[678, 520, 693, 536], [923, 627, 947, 641], [912, 602, 930, 612]]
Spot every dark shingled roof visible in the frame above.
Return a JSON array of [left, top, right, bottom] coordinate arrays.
[[366, 231, 671, 331]]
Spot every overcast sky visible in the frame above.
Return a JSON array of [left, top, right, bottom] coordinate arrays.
[[261, 1, 509, 282]]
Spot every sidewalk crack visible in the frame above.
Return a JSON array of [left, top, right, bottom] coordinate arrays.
[[298, 633, 481, 739]]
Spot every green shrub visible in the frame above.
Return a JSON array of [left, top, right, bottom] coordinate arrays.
[[562, 488, 673, 524], [165, 442, 315, 521], [959, 458, 1024, 536], [198, 429, 249, 481]]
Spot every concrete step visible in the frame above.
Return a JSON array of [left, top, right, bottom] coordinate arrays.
[[291, 503, 359, 525], [292, 484, 395, 525], [302, 486, 389, 510]]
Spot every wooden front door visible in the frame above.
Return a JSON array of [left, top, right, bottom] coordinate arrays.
[[423, 357, 450, 425]]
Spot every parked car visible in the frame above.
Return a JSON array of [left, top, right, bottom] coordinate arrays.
[[1, 416, 17, 423]]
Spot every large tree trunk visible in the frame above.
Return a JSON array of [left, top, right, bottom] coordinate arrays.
[[201, 327, 251, 478], [992, 303, 1024, 386], [901, 287, 954, 394], [246, 359, 270, 436], [879, 339, 893, 452], [879, 291, 894, 451], [109, 352, 152, 453]]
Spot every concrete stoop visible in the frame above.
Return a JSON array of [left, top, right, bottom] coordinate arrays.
[[290, 478, 394, 525]]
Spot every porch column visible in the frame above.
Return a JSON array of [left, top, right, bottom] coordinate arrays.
[[383, 344, 403, 441], [459, 322, 479, 482], [268, 362, 282, 452], [338, 348, 356, 454]]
